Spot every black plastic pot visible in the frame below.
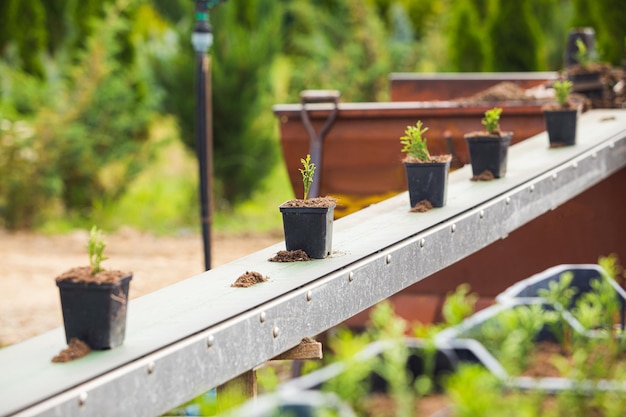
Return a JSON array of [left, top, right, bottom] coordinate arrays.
[[404, 158, 451, 208], [56, 274, 132, 349], [543, 109, 578, 147], [564, 27, 595, 68], [279, 204, 335, 258], [464, 132, 512, 178]]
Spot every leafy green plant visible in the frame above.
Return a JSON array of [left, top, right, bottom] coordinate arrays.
[[481, 107, 502, 135], [445, 364, 503, 417], [538, 271, 578, 352], [400, 120, 431, 162], [599, 253, 626, 284], [87, 226, 108, 274], [575, 38, 592, 69], [299, 154, 316, 200], [471, 304, 552, 375], [441, 284, 477, 326], [554, 80, 573, 107]]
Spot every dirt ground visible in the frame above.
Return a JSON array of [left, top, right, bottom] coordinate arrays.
[[0, 228, 282, 346]]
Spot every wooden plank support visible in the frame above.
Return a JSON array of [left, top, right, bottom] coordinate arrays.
[[216, 338, 322, 413], [271, 337, 323, 361]]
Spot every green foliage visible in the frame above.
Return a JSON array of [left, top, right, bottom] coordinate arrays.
[[446, 0, 485, 72], [283, 1, 391, 103], [87, 226, 108, 274], [0, 0, 160, 229], [481, 107, 502, 134], [210, 0, 281, 206], [322, 327, 377, 416], [599, 253, 626, 283], [575, 38, 593, 69], [0, 109, 62, 229], [400, 121, 430, 162], [445, 364, 502, 417], [4, 0, 47, 78], [572, 278, 621, 349], [485, 1, 545, 71], [554, 80, 573, 106], [442, 284, 477, 326], [299, 154, 316, 200], [471, 304, 553, 375], [537, 271, 578, 310], [587, 0, 626, 66]]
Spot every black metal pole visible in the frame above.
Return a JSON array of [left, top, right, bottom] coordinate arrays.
[[196, 52, 211, 270], [192, 2, 214, 270]]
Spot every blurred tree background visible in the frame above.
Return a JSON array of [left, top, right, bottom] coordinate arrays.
[[0, 0, 623, 233]]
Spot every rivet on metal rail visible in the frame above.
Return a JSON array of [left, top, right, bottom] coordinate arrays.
[[419, 239, 426, 248], [306, 291, 312, 302], [386, 254, 392, 265], [348, 271, 354, 282], [273, 326, 280, 338], [206, 334, 215, 348], [78, 392, 88, 407], [451, 224, 456, 233], [260, 311, 266, 323], [147, 362, 155, 375]]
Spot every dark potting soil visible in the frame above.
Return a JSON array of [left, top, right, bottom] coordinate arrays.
[[365, 393, 452, 417], [455, 81, 537, 103], [520, 340, 626, 380], [403, 155, 452, 164], [231, 271, 268, 288], [55, 266, 129, 285], [470, 170, 495, 182], [268, 250, 311, 263], [280, 196, 337, 208], [410, 200, 433, 213], [52, 338, 91, 363]]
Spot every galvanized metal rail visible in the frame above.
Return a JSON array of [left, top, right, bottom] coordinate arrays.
[[1, 109, 625, 417]]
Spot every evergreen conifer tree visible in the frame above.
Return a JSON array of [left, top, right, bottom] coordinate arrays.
[[447, 0, 485, 72], [485, 1, 544, 71]]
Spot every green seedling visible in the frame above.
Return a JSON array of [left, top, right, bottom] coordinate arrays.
[[400, 120, 431, 162], [554, 80, 573, 107], [538, 271, 578, 353], [87, 225, 108, 274], [481, 107, 502, 135], [442, 283, 478, 327], [299, 154, 316, 200], [575, 38, 591, 69]]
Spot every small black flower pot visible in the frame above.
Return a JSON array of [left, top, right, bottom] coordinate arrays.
[[543, 109, 578, 147], [464, 132, 512, 179], [56, 274, 132, 349], [279, 204, 335, 259], [403, 158, 451, 208], [567, 70, 601, 85]]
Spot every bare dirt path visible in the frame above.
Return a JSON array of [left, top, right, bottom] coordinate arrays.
[[0, 228, 282, 346]]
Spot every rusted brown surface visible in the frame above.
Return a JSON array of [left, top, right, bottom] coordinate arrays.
[[275, 102, 548, 199], [389, 72, 558, 102], [343, 167, 626, 326]]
